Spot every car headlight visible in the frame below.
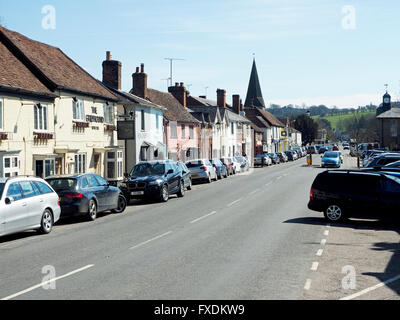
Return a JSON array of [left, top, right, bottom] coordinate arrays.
[[149, 179, 163, 186]]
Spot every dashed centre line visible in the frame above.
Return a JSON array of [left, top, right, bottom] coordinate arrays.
[[311, 262, 319, 271], [129, 231, 172, 250], [1, 264, 94, 300], [190, 211, 217, 224], [227, 198, 243, 207], [316, 249, 324, 256]]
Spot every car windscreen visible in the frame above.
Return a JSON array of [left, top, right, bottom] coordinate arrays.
[[186, 160, 204, 168], [130, 162, 165, 176], [0, 182, 4, 199], [323, 152, 339, 158], [47, 178, 77, 191]]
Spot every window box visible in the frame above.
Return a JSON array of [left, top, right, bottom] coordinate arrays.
[[73, 120, 89, 128], [0, 133, 8, 140], [34, 132, 54, 140]]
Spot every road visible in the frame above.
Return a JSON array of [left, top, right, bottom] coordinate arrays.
[[0, 154, 347, 300]]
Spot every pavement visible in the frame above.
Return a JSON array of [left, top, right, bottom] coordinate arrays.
[[0, 151, 399, 300]]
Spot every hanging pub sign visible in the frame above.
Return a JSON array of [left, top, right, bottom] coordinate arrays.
[[117, 120, 135, 139]]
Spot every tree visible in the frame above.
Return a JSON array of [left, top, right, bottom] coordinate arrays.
[[294, 114, 318, 145]]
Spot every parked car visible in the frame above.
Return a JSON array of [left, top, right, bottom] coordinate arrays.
[[231, 157, 242, 174], [254, 154, 272, 167], [235, 156, 250, 171], [267, 153, 280, 164], [210, 158, 228, 179], [343, 143, 350, 150], [47, 173, 127, 220], [321, 151, 341, 168], [120, 160, 184, 203], [277, 152, 288, 163], [176, 161, 192, 190], [318, 146, 328, 154], [308, 170, 400, 222], [332, 145, 339, 151], [0, 176, 61, 237], [364, 153, 400, 168], [383, 160, 400, 169], [285, 150, 297, 161], [186, 159, 217, 183], [220, 157, 234, 175]]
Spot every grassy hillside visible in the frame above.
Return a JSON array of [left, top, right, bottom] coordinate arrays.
[[312, 110, 375, 130]]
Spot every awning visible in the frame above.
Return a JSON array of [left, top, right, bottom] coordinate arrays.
[[94, 146, 122, 153], [141, 141, 155, 148]]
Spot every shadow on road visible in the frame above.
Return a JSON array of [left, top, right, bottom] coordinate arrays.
[[284, 216, 400, 297]]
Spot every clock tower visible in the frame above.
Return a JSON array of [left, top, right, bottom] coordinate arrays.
[[382, 91, 391, 113]]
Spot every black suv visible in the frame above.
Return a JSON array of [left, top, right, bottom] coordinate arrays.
[[121, 160, 184, 203], [308, 170, 400, 222]]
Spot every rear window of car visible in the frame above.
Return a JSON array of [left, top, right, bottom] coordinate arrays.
[[324, 152, 339, 158], [34, 181, 54, 194], [186, 160, 204, 167], [47, 178, 77, 191]]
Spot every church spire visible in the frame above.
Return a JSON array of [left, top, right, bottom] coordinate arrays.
[[244, 58, 265, 109]]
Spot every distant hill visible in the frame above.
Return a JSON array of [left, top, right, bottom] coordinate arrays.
[[267, 104, 377, 119], [312, 110, 375, 130]]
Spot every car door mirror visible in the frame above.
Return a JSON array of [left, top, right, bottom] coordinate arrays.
[[5, 197, 13, 205]]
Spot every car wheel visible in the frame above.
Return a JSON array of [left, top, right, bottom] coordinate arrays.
[[177, 180, 185, 197], [224, 171, 228, 178], [87, 199, 97, 221], [187, 179, 192, 190], [112, 195, 127, 213], [160, 184, 169, 202], [38, 209, 53, 234], [324, 204, 346, 222]]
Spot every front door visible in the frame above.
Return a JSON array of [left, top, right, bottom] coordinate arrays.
[[35, 160, 44, 178], [94, 154, 101, 175]]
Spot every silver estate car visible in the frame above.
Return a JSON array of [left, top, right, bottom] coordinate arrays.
[[185, 159, 217, 183], [0, 176, 61, 237]]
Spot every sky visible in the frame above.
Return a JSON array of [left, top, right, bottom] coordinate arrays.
[[0, 0, 399, 108]]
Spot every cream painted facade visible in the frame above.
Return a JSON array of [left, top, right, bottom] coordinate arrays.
[[0, 93, 56, 178], [0, 91, 121, 182], [53, 91, 121, 182]]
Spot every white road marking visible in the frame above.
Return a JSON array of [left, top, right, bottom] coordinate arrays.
[[276, 176, 282, 180], [1, 264, 94, 300], [130, 231, 172, 250], [316, 249, 324, 256], [248, 189, 260, 196], [340, 274, 400, 300], [326, 223, 331, 228], [321, 239, 327, 246], [227, 198, 242, 207], [265, 182, 272, 187], [190, 211, 217, 224], [324, 230, 329, 236], [304, 279, 312, 290], [311, 262, 319, 271]]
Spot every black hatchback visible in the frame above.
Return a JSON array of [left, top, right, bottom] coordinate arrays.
[[46, 174, 127, 221], [120, 160, 184, 203], [308, 170, 400, 222]]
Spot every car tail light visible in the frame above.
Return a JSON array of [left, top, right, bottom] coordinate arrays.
[[64, 192, 83, 199], [310, 187, 314, 200], [200, 166, 208, 171], [58, 197, 61, 206]]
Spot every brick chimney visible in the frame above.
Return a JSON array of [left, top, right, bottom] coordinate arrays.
[[132, 63, 148, 99], [102, 51, 122, 90], [217, 89, 226, 108], [232, 94, 241, 114], [168, 82, 187, 107]]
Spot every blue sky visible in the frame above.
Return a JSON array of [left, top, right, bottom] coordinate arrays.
[[0, 0, 399, 107]]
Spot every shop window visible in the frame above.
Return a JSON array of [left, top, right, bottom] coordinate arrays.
[[3, 156, 19, 178], [74, 154, 86, 174], [35, 159, 55, 178], [106, 151, 123, 180]]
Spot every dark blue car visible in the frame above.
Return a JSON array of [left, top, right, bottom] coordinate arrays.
[[120, 160, 184, 203], [46, 174, 127, 221]]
